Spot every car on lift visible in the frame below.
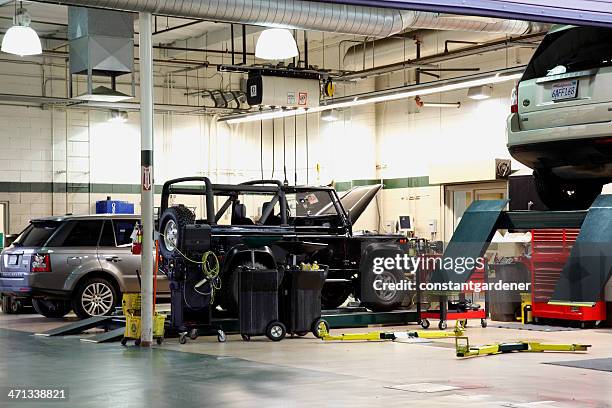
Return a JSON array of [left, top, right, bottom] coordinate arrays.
[[157, 178, 409, 312], [0, 214, 169, 318], [507, 25, 612, 210]]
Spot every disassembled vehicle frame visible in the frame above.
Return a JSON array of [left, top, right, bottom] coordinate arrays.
[[157, 177, 410, 319]]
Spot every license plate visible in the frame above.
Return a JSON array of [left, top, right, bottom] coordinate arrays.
[[551, 79, 578, 101], [7, 255, 18, 265]]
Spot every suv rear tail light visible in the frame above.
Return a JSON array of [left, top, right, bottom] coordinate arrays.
[[510, 84, 519, 113], [31, 253, 51, 272]]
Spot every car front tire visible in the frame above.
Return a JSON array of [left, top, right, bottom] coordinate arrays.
[[360, 268, 406, 312], [72, 277, 118, 319]]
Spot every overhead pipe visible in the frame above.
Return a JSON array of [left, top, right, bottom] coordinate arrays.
[[343, 23, 546, 71], [400, 11, 543, 34], [340, 32, 544, 80], [37, 0, 541, 38]]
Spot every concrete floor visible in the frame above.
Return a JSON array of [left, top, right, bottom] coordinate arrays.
[[1, 314, 611, 408]]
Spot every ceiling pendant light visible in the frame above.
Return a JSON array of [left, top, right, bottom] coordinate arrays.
[[256, 28, 298, 60], [1, 2, 42, 57]]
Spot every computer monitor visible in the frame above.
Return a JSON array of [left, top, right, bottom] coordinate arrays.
[[398, 215, 413, 232]]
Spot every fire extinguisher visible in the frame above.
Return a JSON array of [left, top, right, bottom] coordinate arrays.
[[131, 222, 143, 255]]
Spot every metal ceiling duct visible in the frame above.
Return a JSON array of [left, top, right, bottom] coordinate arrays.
[[68, 6, 134, 100], [68, 7, 133, 77], [38, 0, 541, 38], [40, 0, 406, 37], [401, 12, 542, 34]]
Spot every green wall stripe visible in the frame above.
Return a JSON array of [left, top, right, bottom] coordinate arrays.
[[0, 177, 432, 196], [335, 176, 431, 192], [334, 181, 352, 192], [384, 176, 431, 189]]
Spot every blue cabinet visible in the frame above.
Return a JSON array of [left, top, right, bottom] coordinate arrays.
[[95, 198, 134, 214]]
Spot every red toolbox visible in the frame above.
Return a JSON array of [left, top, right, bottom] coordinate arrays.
[[529, 229, 606, 326]]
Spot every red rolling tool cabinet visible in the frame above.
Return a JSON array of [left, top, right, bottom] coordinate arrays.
[[529, 229, 606, 327], [417, 255, 488, 330]]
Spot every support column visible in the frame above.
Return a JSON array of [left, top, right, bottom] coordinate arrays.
[[139, 11, 154, 347]]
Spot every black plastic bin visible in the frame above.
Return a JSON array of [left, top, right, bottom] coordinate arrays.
[[239, 266, 286, 341], [281, 265, 329, 337], [488, 262, 530, 322]]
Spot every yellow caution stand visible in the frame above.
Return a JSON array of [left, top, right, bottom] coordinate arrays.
[[319, 323, 464, 342], [455, 336, 590, 358], [120, 293, 165, 346]]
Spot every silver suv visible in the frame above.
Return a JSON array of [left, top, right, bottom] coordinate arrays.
[[0, 214, 168, 318], [507, 25, 612, 210]]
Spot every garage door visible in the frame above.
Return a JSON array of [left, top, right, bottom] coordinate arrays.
[[326, 1, 612, 27]]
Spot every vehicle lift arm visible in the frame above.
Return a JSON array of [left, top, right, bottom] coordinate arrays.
[[455, 336, 591, 358], [319, 324, 464, 341]]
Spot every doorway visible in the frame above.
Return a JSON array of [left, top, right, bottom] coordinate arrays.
[[443, 182, 507, 242]]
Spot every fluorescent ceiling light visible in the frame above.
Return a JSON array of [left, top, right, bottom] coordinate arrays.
[[468, 85, 492, 100], [256, 28, 298, 60], [221, 68, 523, 124], [75, 86, 132, 102], [415, 96, 460, 108], [108, 109, 128, 123], [226, 108, 304, 124], [421, 102, 461, 108], [1, 6, 42, 57]]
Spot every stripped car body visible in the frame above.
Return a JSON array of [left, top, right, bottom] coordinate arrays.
[[158, 178, 409, 312]]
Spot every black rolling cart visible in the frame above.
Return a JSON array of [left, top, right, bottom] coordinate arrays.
[[280, 264, 329, 338], [168, 277, 227, 344], [239, 251, 286, 341]]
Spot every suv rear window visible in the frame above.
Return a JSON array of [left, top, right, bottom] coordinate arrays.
[[114, 220, 137, 246], [46, 220, 103, 247], [14, 221, 61, 247], [522, 26, 612, 81]]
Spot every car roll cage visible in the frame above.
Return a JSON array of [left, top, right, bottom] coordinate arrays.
[[160, 177, 350, 228]]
